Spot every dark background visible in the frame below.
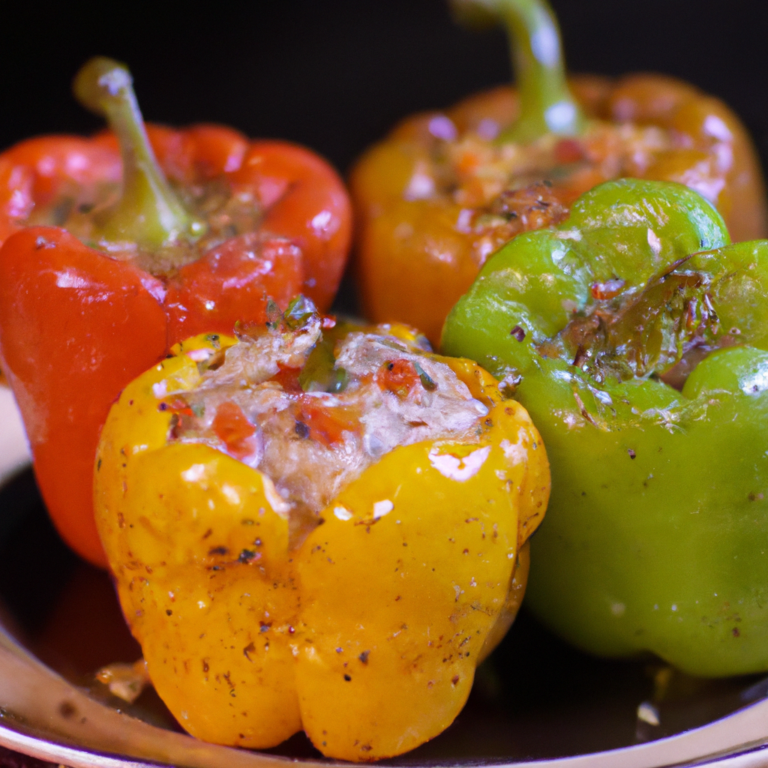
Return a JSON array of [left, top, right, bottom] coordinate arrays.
[[0, 4, 766, 763], [1, 0, 768, 178]]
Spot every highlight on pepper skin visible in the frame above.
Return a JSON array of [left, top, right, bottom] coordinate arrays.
[[0, 56, 351, 567], [443, 177, 768, 678], [93, 298, 550, 761], [350, 0, 768, 344]]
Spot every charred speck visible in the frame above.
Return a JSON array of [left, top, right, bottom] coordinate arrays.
[[295, 420, 310, 438], [359, 650, 370, 664], [344, 674, 352, 682], [59, 701, 76, 719], [628, 449, 636, 459], [166, 609, 173, 616], [510, 325, 526, 342], [239, 549, 257, 563], [208, 546, 229, 556]]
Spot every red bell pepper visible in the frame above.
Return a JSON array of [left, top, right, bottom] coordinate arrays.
[[0, 57, 352, 566]]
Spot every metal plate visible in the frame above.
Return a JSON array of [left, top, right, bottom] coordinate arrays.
[[1, 390, 768, 768]]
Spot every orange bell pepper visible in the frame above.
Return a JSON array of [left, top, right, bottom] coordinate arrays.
[[350, 0, 767, 343]]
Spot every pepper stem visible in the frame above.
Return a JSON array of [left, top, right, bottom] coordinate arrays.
[[451, 0, 584, 143], [73, 57, 205, 249]]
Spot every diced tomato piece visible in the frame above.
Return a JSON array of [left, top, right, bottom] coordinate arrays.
[[375, 359, 421, 399], [272, 364, 303, 394], [295, 399, 359, 447], [213, 401, 257, 460]]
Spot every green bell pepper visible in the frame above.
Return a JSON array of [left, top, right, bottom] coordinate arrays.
[[442, 177, 768, 677]]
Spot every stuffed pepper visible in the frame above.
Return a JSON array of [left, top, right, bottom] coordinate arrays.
[[0, 58, 351, 566], [443, 177, 768, 677], [351, 0, 767, 343], [94, 298, 549, 760]]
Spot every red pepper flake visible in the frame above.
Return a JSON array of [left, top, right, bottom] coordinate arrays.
[[375, 359, 422, 398], [627, 449, 636, 459], [212, 402, 257, 461], [510, 325, 526, 342]]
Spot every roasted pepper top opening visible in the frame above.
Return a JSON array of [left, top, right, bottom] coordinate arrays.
[[536, 255, 727, 391], [18, 57, 266, 276], [163, 298, 491, 545]]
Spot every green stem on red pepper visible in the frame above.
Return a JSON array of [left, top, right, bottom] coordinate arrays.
[[73, 56, 205, 250], [451, 0, 584, 142]]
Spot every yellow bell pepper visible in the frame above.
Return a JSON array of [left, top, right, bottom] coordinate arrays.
[[94, 304, 549, 761]]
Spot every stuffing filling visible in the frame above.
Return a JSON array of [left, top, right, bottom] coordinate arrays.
[[162, 300, 489, 538]]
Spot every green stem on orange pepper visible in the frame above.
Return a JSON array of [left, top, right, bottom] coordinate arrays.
[[73, 56, 205, 249], [452, 0, 584, 142]]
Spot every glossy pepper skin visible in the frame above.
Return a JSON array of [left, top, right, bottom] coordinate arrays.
[[94, 327, 549, 761], [0, 60, 351, 567], [443, 177, 768, 677], [351, 0, 767, 344]]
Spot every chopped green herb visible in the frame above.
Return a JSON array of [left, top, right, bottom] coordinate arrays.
[[413, 362, 437, 391]]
